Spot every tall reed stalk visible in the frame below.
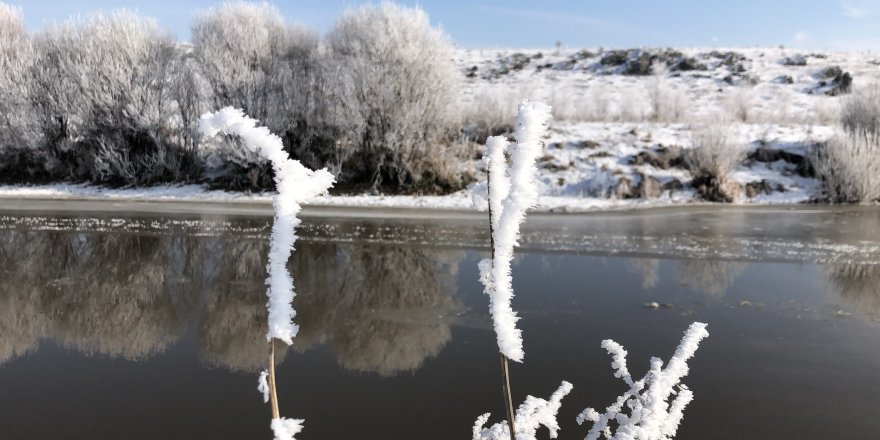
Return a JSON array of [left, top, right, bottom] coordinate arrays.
[[268, 339, 280, 419], [489, 172, 517, 440]]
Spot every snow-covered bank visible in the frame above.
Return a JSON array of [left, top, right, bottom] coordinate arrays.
[[0, 119, 840, 213]]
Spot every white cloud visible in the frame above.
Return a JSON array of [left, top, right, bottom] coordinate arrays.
[[841, 1, 878, 19], [792, 31, 813, 47]]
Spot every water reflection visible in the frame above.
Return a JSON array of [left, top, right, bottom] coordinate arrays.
[[0, 226, 462, 376], [826, 263, 880, 320], [679, 259, 748, 297]]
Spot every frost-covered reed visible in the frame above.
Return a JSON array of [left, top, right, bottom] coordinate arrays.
[[200, 107, 334, 344], [578, 322, 709, 440], [475, 100, 552, 362], [200, 107, 334, 440], [472, 99, 552, 440]]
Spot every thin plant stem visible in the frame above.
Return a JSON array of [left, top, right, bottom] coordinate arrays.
[[268, 339, 280, 419], [500, 353, 516, 440], [488, 168, 517, 440]]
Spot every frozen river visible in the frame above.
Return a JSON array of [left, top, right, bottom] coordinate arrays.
[[1, 202, 879, 439]]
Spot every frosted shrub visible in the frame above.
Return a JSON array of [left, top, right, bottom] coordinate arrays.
[[648, 64, 689, 122], [812, 132, 880, 202], [578, 322, 709, 440], [840, 82, 880, 135], [813, 82, 880, 202], [724, 85, 755, 123], [325, 2, 463, 190], [473, 381, 573, 440], [30, 12, 195, 184], [683, 125, 746, 202], [463, 83, 536, 140], [617, 87, 648, 122]]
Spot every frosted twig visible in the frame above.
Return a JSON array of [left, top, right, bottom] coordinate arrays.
[[473, 381, 573, 440], [577, 322, 709, 440]]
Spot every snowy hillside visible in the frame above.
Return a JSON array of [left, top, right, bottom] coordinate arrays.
[[450, 46, 880, 210]]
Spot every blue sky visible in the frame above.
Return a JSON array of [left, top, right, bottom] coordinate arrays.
[[11, 0, 880, 50]]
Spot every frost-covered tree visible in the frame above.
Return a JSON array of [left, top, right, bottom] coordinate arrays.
[[30, 11, 196, 184], [0, 3, 40, 179], [192, 2, 288, 124], [192, 3, 332, 189], [324, 2, 462, 189]]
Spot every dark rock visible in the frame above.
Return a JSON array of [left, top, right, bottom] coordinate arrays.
[[706, 50, 748, 66], [657, 49, 706, 71], [812, 66, 853, 96], [574, 49, 595, 59], [635, 173, 663, 198], [615, 176, 634, 199], [691, 173, 740, 203], [600, 49, 629, 66], [576, 140, 601, 149], [598, 49, 653, 75], [745, 180, 785, 198], [663, 178, 684, 192], [781, 54, 807, 66], [773, 75, 794, 84], [630, 145, 684, 169], [747, 147, 815, 178], [589, 151, 613, 159]]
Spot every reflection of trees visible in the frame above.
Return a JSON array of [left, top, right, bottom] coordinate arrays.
[[327, 246, 461, 377], [0, 223, 462, 377], [628, 258, 660, 290], [826, 263, 880, 319], [0, 231, 190, 361], [679, 259, 747, 297]]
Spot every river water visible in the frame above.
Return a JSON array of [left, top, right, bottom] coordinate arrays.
[[1, 204, 879, 439]]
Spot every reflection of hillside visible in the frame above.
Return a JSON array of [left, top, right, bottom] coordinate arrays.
[[679, 259, 747, 297], [826, 263, 880, 319], [0, 224, 462, 377]]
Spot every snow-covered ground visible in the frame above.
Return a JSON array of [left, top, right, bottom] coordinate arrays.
[[2, 47, 878, 212]]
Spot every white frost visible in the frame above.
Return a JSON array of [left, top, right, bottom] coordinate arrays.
[[271, 417, 304, 440], [475, 100, 552, 362], [577, 322, 709, 440], [199, 107, 335, 345], [258, 370, 270, 403], [473, 381, 573, 440]]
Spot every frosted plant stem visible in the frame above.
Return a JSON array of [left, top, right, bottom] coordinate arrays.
[[490, 175, 517, 440], [500, 354, 516, 440], [268, 339, 280, 419]]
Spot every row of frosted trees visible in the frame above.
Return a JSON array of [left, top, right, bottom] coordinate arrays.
[[0, 2, 463, 191]]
